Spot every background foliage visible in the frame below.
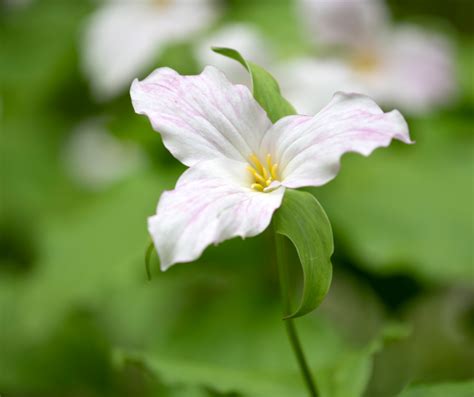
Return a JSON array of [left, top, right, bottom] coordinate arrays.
[[1, 0, 473, 396]]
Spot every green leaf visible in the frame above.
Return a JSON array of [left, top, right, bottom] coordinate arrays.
[[397, 380, 474, 397], [273, 189, 334, 318], [212, 47, 296, 122], [0, 171, 176, 348]]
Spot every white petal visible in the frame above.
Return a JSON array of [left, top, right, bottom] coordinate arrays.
[[196, 23, 273, 87], [369, 25, 457, 113], [149, 159, 285, 270], [276, 57, 363, 115], [298, 0, 388, 49], [131, 66, 272, 167], [82, 0, 217, 100], [261, 92, 412, 189]]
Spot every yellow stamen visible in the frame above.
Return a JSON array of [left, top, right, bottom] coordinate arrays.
[[251, 183, 264, 192], [247, 166, 267, 185], [249, 154, 264, 174], [271, 163, 278, 180], [266, 154, 273, 170], [247, 153, 280, 192], [246, 165, 257, 175]]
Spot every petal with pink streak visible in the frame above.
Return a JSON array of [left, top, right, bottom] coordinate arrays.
[[261, 92, 412, 189], [131, 66, 272, 167], [149, 158, 285, 270]]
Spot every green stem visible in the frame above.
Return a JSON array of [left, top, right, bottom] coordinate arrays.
[[274, 231, 319, 397]]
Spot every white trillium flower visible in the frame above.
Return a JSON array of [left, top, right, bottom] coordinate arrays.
[[82, 0, 217, 101], [299, 0, 389, 50], [131, 66, 411, 270], [282, 0, 457, 115], [195, 23, 274, 86], [277, 58, 363, 116]]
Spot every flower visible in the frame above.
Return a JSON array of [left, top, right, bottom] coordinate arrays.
[[82, 0, 217, 101], [131, 66, 411, 270], [195, 23, 274, 86], [300, 0, 389, 51], [64, 119, 146, 191], [279, 0, 457, 115]]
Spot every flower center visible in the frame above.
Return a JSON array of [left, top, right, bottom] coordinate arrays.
[[352, 51, 378, 73], [247, 153, 279, 192], [153, 0, 171, 8]]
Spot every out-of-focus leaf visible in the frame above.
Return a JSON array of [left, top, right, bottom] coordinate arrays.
[[273, 189, 334, 318], [397, 380, 474, 397], [212, 47, 296, 122], [118, 329, 389, 397], [318, 271, 386, 345], [313, 116, 473, 283], [115, 272, 396, 397], [317, 342, 379, 397], [0, 1, 92, 113], [0, 310, 115, 394], [1, 1, 98, 223], [221, 0, 309, 56], [0, 171, 175, 360], [365, 288, 474, 396], [120, 351, 299, 397], [401, 289, 474, 382]]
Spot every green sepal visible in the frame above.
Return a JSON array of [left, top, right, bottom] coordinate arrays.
[[212, 47, 296, 122], [145, 241, 156, 281], [273, 189, 334, 318]]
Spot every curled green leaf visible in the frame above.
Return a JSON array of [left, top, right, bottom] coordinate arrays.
[[273, 190, 334, 319]]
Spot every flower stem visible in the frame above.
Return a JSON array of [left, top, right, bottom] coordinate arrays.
[[274, 232, 319, 397]]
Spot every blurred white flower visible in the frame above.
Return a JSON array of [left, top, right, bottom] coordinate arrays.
[[299, 0, 389, 51], [281, 0, 457, 115], [64, 119, 147, 190], [195, 23, 274, 86], [277, 58, 361, 115], [81, 0, 218, 101]]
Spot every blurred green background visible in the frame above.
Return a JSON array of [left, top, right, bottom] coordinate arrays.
[[1, 0, 473, 396]]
